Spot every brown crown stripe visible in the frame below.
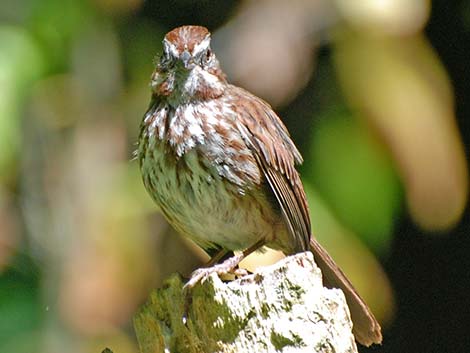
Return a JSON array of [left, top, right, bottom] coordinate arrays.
[[164, 25, 210, 53]]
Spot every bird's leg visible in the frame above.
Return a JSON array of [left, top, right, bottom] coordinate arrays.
[[182, 239, 266, 324], [205, 248, 232, 267], [184, 238, 266, 289]]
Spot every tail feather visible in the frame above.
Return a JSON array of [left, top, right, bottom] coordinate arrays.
[[310, 238, 382, 346]]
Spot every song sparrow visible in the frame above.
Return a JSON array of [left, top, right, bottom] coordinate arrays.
[[138, 25, 382, 346]]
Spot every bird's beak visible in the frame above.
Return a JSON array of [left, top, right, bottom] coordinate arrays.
[[180, 50, 193, 69]]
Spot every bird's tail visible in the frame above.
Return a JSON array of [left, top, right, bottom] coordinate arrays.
[[309, 238, 382, 346]]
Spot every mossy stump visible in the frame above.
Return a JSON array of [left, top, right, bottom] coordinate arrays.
[[134, 252, 358, 353]]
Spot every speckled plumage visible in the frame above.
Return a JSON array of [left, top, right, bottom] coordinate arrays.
[[138, 25, 381, 346], [139, 83, 310, 253]]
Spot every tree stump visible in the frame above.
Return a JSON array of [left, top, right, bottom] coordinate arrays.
[[134, 252, 358, 353]]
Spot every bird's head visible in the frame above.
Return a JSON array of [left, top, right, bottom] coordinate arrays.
[[151, 25, 227, 103]]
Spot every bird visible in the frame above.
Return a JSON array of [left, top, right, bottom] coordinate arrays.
[[138, 25, 382, 346]]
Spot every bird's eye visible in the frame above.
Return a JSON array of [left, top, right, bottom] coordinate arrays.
[[203, 49, 212, 64]]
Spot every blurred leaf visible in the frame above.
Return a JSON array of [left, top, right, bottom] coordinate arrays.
[[27, 0, 94, 70], [0, 26, 44, 180], [334, 0, 431, 35], [334, 32, 468, 231], [309, 109, 401, 252], [0, 261, 42, 347]]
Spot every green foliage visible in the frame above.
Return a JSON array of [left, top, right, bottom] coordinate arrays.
[[0, 258, 42, 351], [309, 109, 402, 252], [0, 26, 43, 178]]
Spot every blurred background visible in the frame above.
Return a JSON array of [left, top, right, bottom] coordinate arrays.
[[0, 0, 469, 352]]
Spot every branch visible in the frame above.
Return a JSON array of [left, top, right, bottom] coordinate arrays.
[[134, 252, 358, 353]]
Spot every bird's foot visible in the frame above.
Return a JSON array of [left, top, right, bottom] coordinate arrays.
[[184, 254, 247, 290], [182, 254, 248, 325]]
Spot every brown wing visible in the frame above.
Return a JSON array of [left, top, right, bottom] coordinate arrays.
[[230, 86, 311, 253], [229, 87, 382, 346]]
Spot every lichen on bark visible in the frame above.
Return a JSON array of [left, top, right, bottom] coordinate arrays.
[[134, 252, 358, 353]]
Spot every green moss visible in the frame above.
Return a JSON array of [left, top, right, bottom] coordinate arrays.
[[270, 331, 305, 351], [260, 303, 270, 318]]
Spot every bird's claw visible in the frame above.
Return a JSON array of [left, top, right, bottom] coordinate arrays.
[[184, 254, 245, 290]]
